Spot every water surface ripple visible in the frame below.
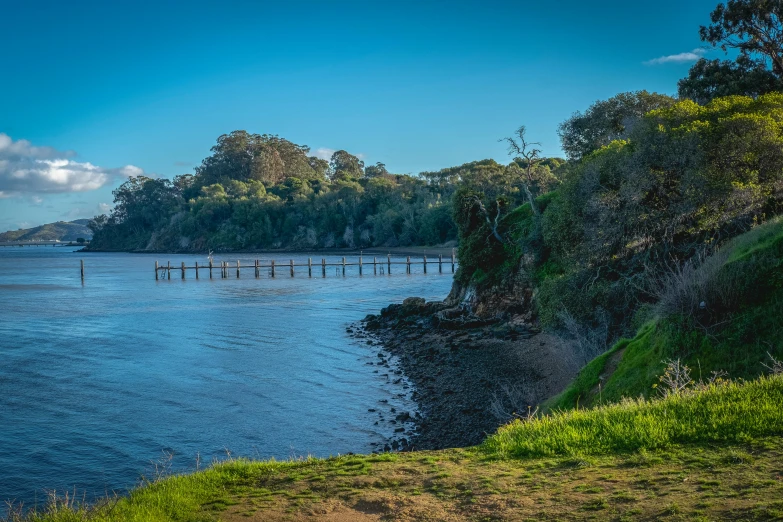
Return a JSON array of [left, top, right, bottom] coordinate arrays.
[[0, 248, 452, 507]]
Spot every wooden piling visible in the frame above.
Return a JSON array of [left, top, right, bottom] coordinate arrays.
[[271, 259, 275, 277], [439, 254, 443, 273], [290, 259, 294, 277], [209, 259, 213, 279], [167, 261, 171, 280], [236, 260, 240, 278], [181, 261, 186, 279], [388, 254, 391, 274], [155, 261, 159, 280], [322, 258, 326, 277], [342, 257, 346, 276], [80, 259, 84, 280], [308, 258, 312, 277], [373, 256, 377, 275], [451, 249, 455, 273], [195, 261, 199, 279], [423, 255, 427, 274], [359, 253, 363, 275], [406, 256, 411, 274]]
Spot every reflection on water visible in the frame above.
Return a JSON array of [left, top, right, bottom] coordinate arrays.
[[0, 248, 452, 507]]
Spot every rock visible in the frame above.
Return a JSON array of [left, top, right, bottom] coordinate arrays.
[[402, 297, 426, 308]]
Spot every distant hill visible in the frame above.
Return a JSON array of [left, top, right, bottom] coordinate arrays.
[[0, 220, 93, 242]]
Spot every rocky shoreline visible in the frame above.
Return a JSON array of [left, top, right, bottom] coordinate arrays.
[[355, 297, 581, 451]]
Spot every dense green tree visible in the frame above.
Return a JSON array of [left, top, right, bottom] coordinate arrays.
[[89, 132, 475, 251], [329, 150, 365, 181], [364, 162, 389, 178], [678, 55, 783, 103], [557, 91, 676, 160], [540, 93, 783, 331]]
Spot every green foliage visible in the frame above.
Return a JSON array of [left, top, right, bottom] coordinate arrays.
[[539, 94, 783, 333], [548, 219, 783, 410], [484, 375, 783, 459], [452, 189, 556, 288], [88, 132, 471, 251], [678, 56, 783, 104], [556, 91, 675, 160]]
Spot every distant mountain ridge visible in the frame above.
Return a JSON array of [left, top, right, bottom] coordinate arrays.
[[0, 220, 93, 242]]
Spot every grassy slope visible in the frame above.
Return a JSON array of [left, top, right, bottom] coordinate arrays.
[[0, 221, 92, 242], [546, 219, 783, 411], [18, 377, 783, 521]]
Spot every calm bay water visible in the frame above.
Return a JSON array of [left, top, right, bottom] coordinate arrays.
[[0, 247, 452, 508]]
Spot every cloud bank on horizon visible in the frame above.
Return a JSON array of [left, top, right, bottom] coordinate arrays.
[[644, 48, 707, 65], [0, 133, 143, 198]]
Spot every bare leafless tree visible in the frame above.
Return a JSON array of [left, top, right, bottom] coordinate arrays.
[[501, 125, 542, 216], [463, 195, 505, 244]]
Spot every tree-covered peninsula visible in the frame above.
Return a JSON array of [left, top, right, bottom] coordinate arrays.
[[87, 132, 567, 252]]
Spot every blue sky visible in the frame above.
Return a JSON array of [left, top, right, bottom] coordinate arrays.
[[0, 0, 722, 232]]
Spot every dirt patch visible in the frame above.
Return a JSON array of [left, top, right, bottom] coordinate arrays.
[[585, 347, 627, 405], [218, 440, 783, 521]]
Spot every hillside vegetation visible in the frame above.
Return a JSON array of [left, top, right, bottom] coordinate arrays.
[[0, 220, 91, 242], [547, 217, 783, 410]]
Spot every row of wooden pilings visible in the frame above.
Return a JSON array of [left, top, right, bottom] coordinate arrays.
[[155, 252, 456, 280]]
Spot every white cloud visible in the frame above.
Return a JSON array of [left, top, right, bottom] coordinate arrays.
[[312, 147, 335, 160], [0, 133, 144, 196], [644, 48, 707, 65], [64, 202, 113, 221]]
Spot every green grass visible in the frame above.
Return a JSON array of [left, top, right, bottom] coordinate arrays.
[[484, 375, 783, 459]]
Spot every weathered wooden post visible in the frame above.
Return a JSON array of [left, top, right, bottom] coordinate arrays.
[[290, 259, 294, 277], [80, 259, 85, 281], [195, 261, 199, 279], [359, 253, 363, 276], [155, 261, 159, 280], [387, 254, 391, 274], [271, 259, 276, 278], [181, 261, 186, 279], [308, 258, 312, 277], [373, 256, 377, 275], [167, 261, 171, 280], [451, 249, 455, 273], [406, 256, 411, 274], [423, 255, 427, 274], [342, 257, 346, 276], [322, 258, 326, 277], [236, 260, 240, 278], [439, 254, 443, 273], [209, 259, 213, 279]]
